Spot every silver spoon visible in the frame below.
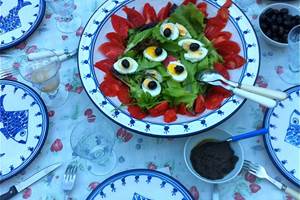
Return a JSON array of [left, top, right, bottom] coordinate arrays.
[[199, 70, 288, 100], [197, 71, 278, 108]]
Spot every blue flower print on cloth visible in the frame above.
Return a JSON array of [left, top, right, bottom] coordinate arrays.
[[285, 109, 300, 148]]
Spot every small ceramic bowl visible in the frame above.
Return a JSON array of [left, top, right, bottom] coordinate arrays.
[[184, 129, 244, 184], [258, 3, 300, 47]]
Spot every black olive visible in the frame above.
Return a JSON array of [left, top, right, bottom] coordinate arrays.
[[273, 9, 280, 15], [121, 59, 130, 68], [280, 8, 289, 15], [276, 16, 283, 25], [175, 65, 184, 74], [163, 28, 172, 37], [148, 81, 157, 90], [271, 14, 277, 23], [294, 16, 300, 25], [189, 43, 200, 51], [155, 47, 163, 56], [283, 33, 288, 42], [260, 15, 268, 23], [278, 26, 285, 36], [284, 20, 292, 28], [265, 8, 274, 17], [260, 22, 268, 31], [271, 24, 278, 32]]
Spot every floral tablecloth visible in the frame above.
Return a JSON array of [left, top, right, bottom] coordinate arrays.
[[1, 0, 299, 199]]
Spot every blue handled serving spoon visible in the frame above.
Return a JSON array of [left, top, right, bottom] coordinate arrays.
[[225, 128, 269, 142]]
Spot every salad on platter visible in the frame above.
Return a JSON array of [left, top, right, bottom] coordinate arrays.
[[95, 0, 245, 123]]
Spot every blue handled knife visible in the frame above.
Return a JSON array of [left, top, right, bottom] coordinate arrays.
[[0, 163, 61, 200]]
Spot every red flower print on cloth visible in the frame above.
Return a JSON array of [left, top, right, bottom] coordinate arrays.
[[117, 128, 133, 142], [65, 83, 73, 92], [50, 139, 63, 152], [48, 110, 55, 117], [275, 66, 284, 75], [13, 62, 20, 69], [84, 108, 96, 123], [15, 41, 27, 50], [234, 192, 245, 200], [75, 86, 84, 94], [255, 75, 268, 88], [61, 35, 68, 40], [244, 172, 256, 183], [22, 188, 32, 199], [189, 186, 199, 200], [25, 45, 38, 54], [147, 162, 157, 170], [249, 183, 261, 193], [45, 13, 52, 19], [76, 26, 84, 36], [88, 182, 99, 190], [84, 108, 93, 116]]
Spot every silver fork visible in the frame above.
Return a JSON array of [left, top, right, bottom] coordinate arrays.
[[244, 160, 300, 200], [0, 68, 19, 79], [62, 163, 78, 200]]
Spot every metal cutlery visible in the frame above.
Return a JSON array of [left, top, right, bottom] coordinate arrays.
[[0, 163, 61, 200], [243, 160, 300, 200], [62, 163, 78, 200], [0, 68, 19, 79]]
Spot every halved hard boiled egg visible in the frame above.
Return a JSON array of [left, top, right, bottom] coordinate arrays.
[[178, 39, 208, 63], [167, 61, 188, 82], [145, 69, 163, 83], [113, 57, 138, 74], [160, 22, 179, 40], [176, 23, 191, 38], [142, 77, 161, 97], [143, 46, 167, 62]]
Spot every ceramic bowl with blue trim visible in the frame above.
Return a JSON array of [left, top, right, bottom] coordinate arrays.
[[78, 0, 260, 137]]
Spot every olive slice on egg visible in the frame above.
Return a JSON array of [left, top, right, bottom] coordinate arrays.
[[143, 46, 168, 62], [178, 39, 208, 63], [113, 57, 138, 74], [145, 69, 163, 83], [142, 78, 161, 97], [160, 22, 179, 40], [167, 61, 188, 82]]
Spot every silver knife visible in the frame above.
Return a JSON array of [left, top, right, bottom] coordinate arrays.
[[0, 163, 61, 200]]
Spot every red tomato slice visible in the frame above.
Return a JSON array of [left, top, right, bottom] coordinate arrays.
[[149, 101, 169, 117], [128, 105, 148, 119], [117, 85, 132, 104], [157, 2, 173, 21], [197, 2, 208, 17], [104, 73, 123, 86], [164, 109, 177, 123], [205, 92, 224, 110], [210, 86, 232, 98], [143, 3, 158, 24], [204, 25, 222, 40], [99, 42, 124, 60], [100, 81, 119, 97], [106, 32, 125, 44], [224, 54, 246, 69], [111, 15, 130, 38], [214, 63, 230, 80], [182, 0, 197, 5], [123, 6, 146, 28], [177, 103, 188, 115], [94, 59, 115, 73], [223, 0, 232, 8], [194, 95, 206, 114], [211, 31, 232, 45], [214, 41, 241, 56]]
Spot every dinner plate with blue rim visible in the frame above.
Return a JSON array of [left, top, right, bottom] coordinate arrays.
[[78, 0, 260, 137], [264, 86, 300, 187], [0, 0, 46, 50], [0, 80, 48, 182], [86, 169, 193, 200]]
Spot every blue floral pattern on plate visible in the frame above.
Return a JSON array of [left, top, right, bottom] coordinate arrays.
[[0, 0, 45, 50], [0, 80, 48, 182], [78, 0, 260, 137], [264, 86, 300, 187], [86, 169, 193, 200]]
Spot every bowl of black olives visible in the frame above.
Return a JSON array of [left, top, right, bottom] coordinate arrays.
[[259, 3, 300, 47]]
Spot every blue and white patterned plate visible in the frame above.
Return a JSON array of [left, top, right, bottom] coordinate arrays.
[[264, 86, 300, 187], [0, 80, 48, 182], [86, 169, 193, 200], [78, 0, 260, 137], [0, 0, 46, 50]]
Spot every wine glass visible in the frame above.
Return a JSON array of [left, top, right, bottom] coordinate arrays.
[[18, 49, 69, 108], [70, 117, 117, 176], [46, 0, 82, 33], [278, 25, 300, 85]]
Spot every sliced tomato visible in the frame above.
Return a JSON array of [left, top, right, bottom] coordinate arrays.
[[94, 59, 115, 73], [178, 103, 188, 115], [128, 105, 148, 119], [204, 25, 222, 40], [163, 55, 177, 67], [143, 3, 158, 24], [194, 95, 206, 114], [197, 2, 208, 17], [99, 42, 124, 60], [100, 81, 119, 97], [117, 85, 132, 104], [214, 41, 241, 56], [214, 63, 230, 80], [123, 6, 145, 28], [111, 15, 130, 38], [205, 92, 224, 110], [104, 73, 123, 86], [224, 54, 246, 69], [182, 0, 197, 5], [157, 2, 173, 21], [210, 86, 232, 98], [106, 32, 125, 45], [223, 0, 232, 8], [164, 109, 177, 123], [148, 101, 169, 117], [211, 31, 232, 45]]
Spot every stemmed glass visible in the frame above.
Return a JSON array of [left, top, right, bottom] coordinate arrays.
[[70, 117, 117, 176], [278, 25, 300, 85], [18, 49, 69, 108], [46, 0, 82, 33]]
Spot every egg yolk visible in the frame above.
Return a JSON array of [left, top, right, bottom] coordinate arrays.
[[145, 46, 158, 58], [164, 24, 174, 31], [167, 63, 178, 75], [177, 24, 187, 36], [182, 43, 191, 51]]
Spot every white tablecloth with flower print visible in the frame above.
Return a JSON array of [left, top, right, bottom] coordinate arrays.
[[0, 0, 299, 200]]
